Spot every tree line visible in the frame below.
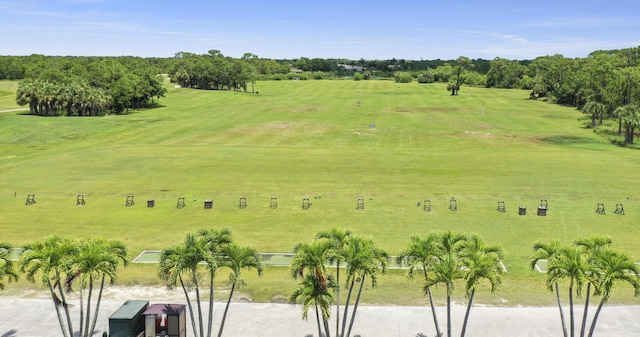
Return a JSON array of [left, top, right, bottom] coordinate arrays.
[[11, 56, 167, 115], [0, 230, 638, 337], [4, 46, 640, 140]]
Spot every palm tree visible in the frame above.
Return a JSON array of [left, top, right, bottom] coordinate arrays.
[[197, 229, 233, 337], [290, 273, 335, 337], [459, 235, 503, 337], [531, 239, 568, 337], [316, 227, 352, 337], [20, 236, 79, 337], [574, 236, 612, 337], [612, 105, 625, 135], [451, 56, 473, 95], [158, 232, 209, 337], [426, 231, 466, 337], [217, 243, 263, 337], [587, 249, 640, 337], [15, 79, 37, 114], [291, 238, 334, 337], [341, 236, 388, 337], [547, 246, 587, 337], [291, 240, 332, 292], [582, 101, 606, 128], [614, 104, 640, 143], [0, 242, 18, 290], [396, 234, 442, 337], [65, 238, 128, 337]]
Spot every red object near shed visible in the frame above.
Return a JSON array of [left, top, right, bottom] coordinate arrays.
[[143, 304, 186, 337]]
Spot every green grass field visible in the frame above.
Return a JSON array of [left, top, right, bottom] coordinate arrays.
[[1, 79, 639, 306]]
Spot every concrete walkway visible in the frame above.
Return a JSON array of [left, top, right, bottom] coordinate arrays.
[[1, 297, 639, 337]]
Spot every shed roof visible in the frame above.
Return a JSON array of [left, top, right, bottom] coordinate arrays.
[[109, 300, 149, 320], [143, 304, 186, 315]]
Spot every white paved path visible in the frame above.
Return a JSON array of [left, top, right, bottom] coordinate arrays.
[[1, 297, 640, 337]]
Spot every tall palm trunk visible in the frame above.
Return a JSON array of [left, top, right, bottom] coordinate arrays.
[[217, 281, 236, 337], [56, 271, 74, 337], [447, 283, 452, 337], [79, 283, 85, 337], [89, 276, 106, 337], [555, 282, 569, 337], [47, 280, 69, 337], [207, 272, 215, 337], [345, 274, 366, 337], [424, 270, 442, 337], [580, 283, 591, 337], [180, 275, 200, 337], [569, 279, 575, 337], [587, 299, 607, 337], [340, 278, 355, 337], [427, 288, 442, 337], [83, 276, 94, 337], [454, 66, 462, 95], [192, 270, 205, 337], [459, 289, 475, 337], [315, 303, 323, 337], [322, 314, 331, 337], [335, 261, 341, 337]]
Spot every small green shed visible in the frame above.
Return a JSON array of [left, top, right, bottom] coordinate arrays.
[[108, 300, 149, 337]]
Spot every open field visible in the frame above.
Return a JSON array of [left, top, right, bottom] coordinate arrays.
[[1, 79, 640, 306]]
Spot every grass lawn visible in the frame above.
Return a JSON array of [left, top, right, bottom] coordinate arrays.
[[1, 79, 639, 305]]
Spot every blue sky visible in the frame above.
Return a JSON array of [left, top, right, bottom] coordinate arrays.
[[1, 0, 639, 60]]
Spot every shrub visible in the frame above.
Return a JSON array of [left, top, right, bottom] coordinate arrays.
[[417, 72, 435, 83], [394, 72, 412, 83]]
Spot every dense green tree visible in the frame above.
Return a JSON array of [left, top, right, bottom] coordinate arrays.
[[394, 72, 412, 83], [416, 71, 435, 83], [0, 242, 18, 290], [433, 63, 454, 83], [486, 57, 525, 88]]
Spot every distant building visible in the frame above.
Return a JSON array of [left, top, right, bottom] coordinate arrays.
[[337, 64, 365, 72]]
